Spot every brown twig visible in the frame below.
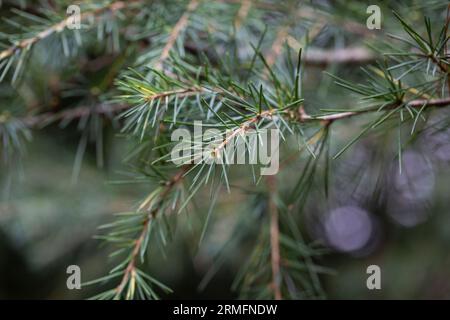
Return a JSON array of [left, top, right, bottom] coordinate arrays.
[[21, 103, 129, 128], [114, 166, 189, 298], [296, 97, 450, 123], [154, 0, 200, 70], [18, 94, 450, 131], [221, 0, 374, 38], [302, 47, 375, 66], [264, 8, 326, 70], [212, 109, 275, 155], [0, 1, 137, 61], [234, 0, 252, 30], [265, 25, 290, 68], [21, 87, 204, 128]]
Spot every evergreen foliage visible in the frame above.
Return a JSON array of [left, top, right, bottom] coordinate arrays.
[[0, 0, 449, 299]]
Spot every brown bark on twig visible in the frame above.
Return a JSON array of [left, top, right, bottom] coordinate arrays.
[[0, 1, 137, 61], [114, 166, 189, 297], [297, 97, 450, 123], [234, 0, 252, 30], [154, 0, 200, 71], [19, 95, 450, 130], [303, 47, 375, 66]]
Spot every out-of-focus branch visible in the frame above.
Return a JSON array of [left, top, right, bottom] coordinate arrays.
[[0, 1, 139, 61], [302, 47, 376, 66], [234, 0, 252, 30], [154, 0, 200, 70], [22, 103, 129, 128], [21, 87, 204, 128], [265, 25, 291, 68], [221, 0, 376, 37], [114, 166, 189, 298]]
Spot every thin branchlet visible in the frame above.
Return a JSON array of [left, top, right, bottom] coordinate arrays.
[[0, 1, 140, 61], [113, 166, 189, 299]]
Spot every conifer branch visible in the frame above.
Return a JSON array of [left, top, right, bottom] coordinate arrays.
[[17, 91, 450, 131], [154, 0, 200, 70], [2, 1, 449, 301], [265, 25, 290, 68], [297, 97, 450, 123], [113, 166, 189, 299], [22, 103, 128, 128], [234, 0, 252, 30], [0, 0, 138, 61], [302, 47, 376, 66], [212, 109, 277, 154]]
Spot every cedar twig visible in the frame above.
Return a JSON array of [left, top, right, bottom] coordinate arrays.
[[221, 0, 373, 37], [212, 109, 276, 154], [21, 87, 204, 128], [234, 0, 252, 30], [19, 95, 450, 130], [296, 97, 450, 123], [302, 47, 375, 66], [22, 103, 128, 128], [0, 1, 138, 61], [154, 0, 200, 70], [114, 166, 189, 298], [265, 9, 325, 69], [265, 25, 290, 68]]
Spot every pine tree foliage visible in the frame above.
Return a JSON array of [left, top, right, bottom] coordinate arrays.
[[0, 0, 449, 299]]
